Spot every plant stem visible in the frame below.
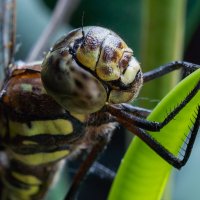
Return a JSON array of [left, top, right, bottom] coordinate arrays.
[[140, 0, 186, 108], [26, 0, 80, 62]]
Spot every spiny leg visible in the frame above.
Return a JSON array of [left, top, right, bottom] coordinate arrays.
[[115, 105, 200, 169], [106, 80, 200, 132], [113, 103, 151, 118], [143, 61, 199, 82], [65, 135, 111, 200]]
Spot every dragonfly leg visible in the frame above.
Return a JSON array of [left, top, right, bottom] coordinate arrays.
[[118, 105, 200, 169], [143, 61, 199, 82], [107, 80, 200, 132], [113, 103, 151, 118], [65, 134, 110, 200]]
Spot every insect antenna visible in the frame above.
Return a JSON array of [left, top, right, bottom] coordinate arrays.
[[81, 11, 85, 39]]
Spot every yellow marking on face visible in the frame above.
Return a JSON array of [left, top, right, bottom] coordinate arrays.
[[9, 119, 73, 137], [70, 112, 88, 122], [76, 27, 110, 71], [96, 34, 127, 81], [11, 150, 70, 165], [11, 172, 42, 185], [121, 57, 141, 85], [109, 90, 134, 104], [96, 63, 120, 81], [76, 49, 98, 71]]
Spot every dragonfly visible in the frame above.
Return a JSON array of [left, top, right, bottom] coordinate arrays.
[[0, 0, 199, 200]]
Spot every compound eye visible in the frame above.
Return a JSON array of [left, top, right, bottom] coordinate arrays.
[[41, 51, 107, 114]]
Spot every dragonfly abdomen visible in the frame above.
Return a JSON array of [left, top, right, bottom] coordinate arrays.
[[0, 64, 88, 200]]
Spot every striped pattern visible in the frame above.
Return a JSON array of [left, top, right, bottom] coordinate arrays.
[[1, 114, 86, 200], [0, 66, 88, 200]]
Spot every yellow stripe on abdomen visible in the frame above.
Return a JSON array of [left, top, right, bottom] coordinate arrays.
[[9, 119, 73, 137], [4, 172, 42, 200], [11, 172, 42, 185], [2, 178, 40, 200], [10, 149, 70, 166]]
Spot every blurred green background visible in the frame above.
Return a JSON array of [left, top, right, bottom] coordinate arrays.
[[15, 0, 200, 199]]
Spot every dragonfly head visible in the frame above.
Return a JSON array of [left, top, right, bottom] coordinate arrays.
[[41, 26, 143, 114]]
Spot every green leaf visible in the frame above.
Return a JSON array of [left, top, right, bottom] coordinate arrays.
[[109, 69, 200, 200]]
